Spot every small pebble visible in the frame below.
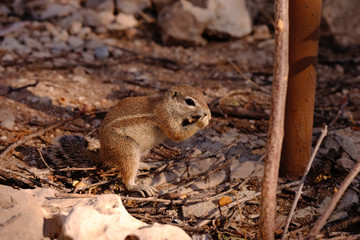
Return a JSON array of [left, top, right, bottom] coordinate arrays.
[[39, 96, 52, 105], [73, 118, 86, 128], [1, 119, 15, 130], [94, 46, 109, 59], [91, 119, 102, 127], [0, 135, 8, 141], [70, 21, 82, 35], [67, 36, 84, 48], [2, 53, 14, 62]]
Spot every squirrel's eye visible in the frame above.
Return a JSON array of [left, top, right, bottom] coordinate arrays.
[[185, 98, 195, 106]]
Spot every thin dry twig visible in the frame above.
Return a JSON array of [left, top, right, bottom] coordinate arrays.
[[0, 121, 64, 160], [329, 95, 348, 127], [37, 147, 55, 171], [16, 164, 62, 189], [216, 105, 240, 128], [74, 177, 119, 192], [228, 59, 270, 94], [0, 167, 40, 186], [54, 193, 97, 198], [308, 160, 360, 239], [206, 155, 265, 202], [198, 181, 300, 227], [259, 0, 289, 239], [281, 125, 328, 240], [58, 166, 97, 172], [136, 9, 155, 23]]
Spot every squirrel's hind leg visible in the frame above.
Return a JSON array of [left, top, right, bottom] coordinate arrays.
[[100, 135, 158, 197]]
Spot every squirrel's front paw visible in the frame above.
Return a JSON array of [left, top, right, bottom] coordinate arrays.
[[127, 184, 158, 197], [196, 114, 211, 128]]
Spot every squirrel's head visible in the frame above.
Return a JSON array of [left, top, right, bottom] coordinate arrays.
[[164, 85, 211, 127]]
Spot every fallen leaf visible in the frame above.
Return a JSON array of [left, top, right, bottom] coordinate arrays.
[[219, 196, 232, 206]]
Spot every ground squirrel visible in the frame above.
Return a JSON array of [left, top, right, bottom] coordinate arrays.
[[42, 85, 211, 197]]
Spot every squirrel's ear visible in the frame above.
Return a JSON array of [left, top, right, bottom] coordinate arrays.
[[171, 91, 178, 99]]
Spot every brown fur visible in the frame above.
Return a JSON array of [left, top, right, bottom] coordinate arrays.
[[46, 85, 211, 196]]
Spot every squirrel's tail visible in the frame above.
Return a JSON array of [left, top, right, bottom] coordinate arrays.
[[41, 135, 99, 168]]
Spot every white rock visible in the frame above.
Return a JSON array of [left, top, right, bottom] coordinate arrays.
[[70, 21, 83, 35], [52, 58, 68, 67], [73, 75, 88, 83], [336, 155, 356, 171], [39, 96, 53, 105], [0, 109, 15, 123], [12, 0, 24, 16], [82, 51, 95, 62], [67, 36, 84, 48], [190, 170, 227, 190], [1, 119, 15, 130], [337, 190, 359, 211], [323, 0, 360, 46], [230, 160, 264, 180], [293, 206, 318, 221], [1, 53, 15, 62], [63, 195, 190, 240], [91, 119, 102, 127], [82, 9, 102, 27], [23, 36, 43, 50], [94, 46, 109, 59], [0, 185, 44, 240], [158, 0, 213, 45], [98, 11, 115, 25], [335, 128, 360, 159], [103, 38, 118, 46], [31, 51, 52, 58], [85, 39, 103, 49], [114, 13, 138, 30], [77, 27, 92, 38], [32, 2, 78, 20], [40, 35, 52, 44], [207, 0, 252, 38], [252, 24, 272, 40], [328, 211, 348, 223], [86, 0, 114, 12], [113, 49, 124, 58], [0, 21, 27, 37], [0, 3, 11, 16], [46, 42, 70, 53], [182, 201, 217, 218], [54, 29, 69, 42], [0, 36, 31, 55], [116, 0, 151, 14], [45, 22, 59, 37], [152, 0, 174, 12]]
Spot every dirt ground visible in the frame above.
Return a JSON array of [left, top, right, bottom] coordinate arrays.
[[1, 6, 360, 240]]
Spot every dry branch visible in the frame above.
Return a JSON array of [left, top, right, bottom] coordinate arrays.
[[0, 121, 64, 159], [259, 0, 289, 239], [308, 160, 360, 239], [281, 125, 328, 240]]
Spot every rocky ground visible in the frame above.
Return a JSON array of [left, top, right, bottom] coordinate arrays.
[[0, 0, 360, 239]]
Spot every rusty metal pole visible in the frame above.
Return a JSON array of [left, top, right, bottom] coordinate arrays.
[[280, 0, 322, 178]]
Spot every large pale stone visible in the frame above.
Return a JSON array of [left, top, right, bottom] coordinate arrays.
[[116, 0, 151, 14], [323, 0, 360, 46], [62, 194, 191, 240], [0, 185, 44, 240], [207, 0, 252, 38], [158, 0, 252, 45], [158, 0, 213, 45]]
